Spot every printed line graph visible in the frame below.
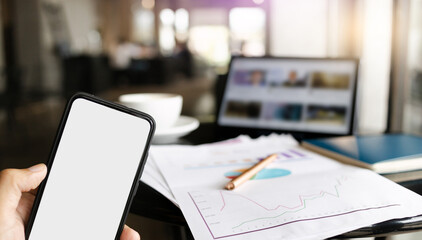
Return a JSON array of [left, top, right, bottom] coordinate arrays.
[[206, 177, 345, 231], [190, 198, 399, 240], [188, 175, 401, 239], [219, 181, 340, 212], [220, 177, 344, 229]]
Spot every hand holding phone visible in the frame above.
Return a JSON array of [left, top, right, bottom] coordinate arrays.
[[0, 164, 47, 240], [25, 93, 155, 240]]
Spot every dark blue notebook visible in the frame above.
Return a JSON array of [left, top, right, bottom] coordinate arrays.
[[301, 134, 422, 174]]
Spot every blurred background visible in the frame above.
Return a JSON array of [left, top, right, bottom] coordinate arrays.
[[1, 0, 422, 238], [3, 0, 422, 181]]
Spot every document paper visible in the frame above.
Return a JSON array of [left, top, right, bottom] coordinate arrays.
[[140, 156, 178, 205], [151, 134, 422, 239]]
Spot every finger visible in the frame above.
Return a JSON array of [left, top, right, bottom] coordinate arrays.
[[21, 164, 48, 192], [120, 225, 140, 240], [0, 164, 47, 211], [17, 192, 37, 225], [29, 186, 40, 196]]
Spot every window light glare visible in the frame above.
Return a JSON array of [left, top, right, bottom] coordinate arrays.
[[160, 8, 175, 26], [175, 8, 189, 32]]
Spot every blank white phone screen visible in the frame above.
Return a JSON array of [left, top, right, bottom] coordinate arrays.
[[28, 98, 151, 240]]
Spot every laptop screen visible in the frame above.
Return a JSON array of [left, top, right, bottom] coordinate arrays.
[[217, 57, 359, 135]]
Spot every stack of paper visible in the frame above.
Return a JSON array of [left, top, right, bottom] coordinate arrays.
[[140, 134, 422, 239]]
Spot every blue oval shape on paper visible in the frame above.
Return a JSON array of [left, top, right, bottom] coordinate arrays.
[[224, 168, 291, 180], [254, 168, 291, 180]]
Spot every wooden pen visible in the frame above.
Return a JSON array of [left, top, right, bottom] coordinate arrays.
[[225, 153, 278, 190]]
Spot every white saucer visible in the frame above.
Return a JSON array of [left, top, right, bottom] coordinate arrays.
[[152, 116, 199, 143]]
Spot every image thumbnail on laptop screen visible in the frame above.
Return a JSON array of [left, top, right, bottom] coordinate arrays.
[[217, 56, 359, 135]]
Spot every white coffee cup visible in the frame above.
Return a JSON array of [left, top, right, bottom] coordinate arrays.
[[119, 93, 183, 130]]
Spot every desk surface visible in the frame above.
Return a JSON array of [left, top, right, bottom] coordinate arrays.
[[130, 123, 422, 239]]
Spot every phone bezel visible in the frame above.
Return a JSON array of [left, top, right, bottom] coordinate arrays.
[[25, 92, 155, 240]]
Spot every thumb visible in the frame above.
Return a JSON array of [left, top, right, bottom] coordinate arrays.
[[0, 164, 47, 211], [20, 164, 48, 192]]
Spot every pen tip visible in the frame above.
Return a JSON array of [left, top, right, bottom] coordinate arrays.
[[225, 183, 235, 190]]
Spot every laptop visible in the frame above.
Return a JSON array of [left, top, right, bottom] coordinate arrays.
[[216, 56, 359, 141]]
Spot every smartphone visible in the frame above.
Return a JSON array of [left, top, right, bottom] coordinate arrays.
[[25, 93, 155, 240]]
